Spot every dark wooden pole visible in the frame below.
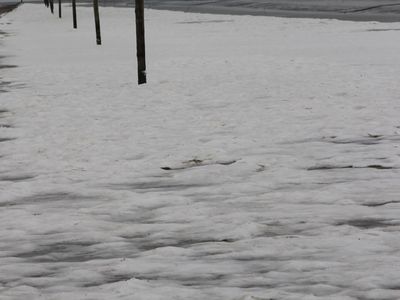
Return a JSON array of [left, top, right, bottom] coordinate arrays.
[[50, 0, 54, 13], [58, 0, 61, 18], [72, 0, 77, 28], [93, 0, 101, 45], [135, 0, 146, 84]]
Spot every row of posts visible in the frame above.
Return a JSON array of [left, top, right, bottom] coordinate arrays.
[[43, 0, 146, 84]]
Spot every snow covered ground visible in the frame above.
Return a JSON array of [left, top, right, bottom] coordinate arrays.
[[1, 4, 400, 299]]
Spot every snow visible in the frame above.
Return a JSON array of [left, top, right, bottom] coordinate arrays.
[[1, 3, 400, 299]]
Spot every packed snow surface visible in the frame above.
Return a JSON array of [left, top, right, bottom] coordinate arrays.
[[1, 4, 400, 300]]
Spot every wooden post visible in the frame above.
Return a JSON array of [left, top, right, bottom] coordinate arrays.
[[135, 0, 146, 84], [72, 0, 77, 28], [50, 0, 54, 13], [93, 0, 101, 45], [58, 0, 61, 18]]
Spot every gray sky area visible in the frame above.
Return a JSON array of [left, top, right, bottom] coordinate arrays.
[[2, 0, 400, 21]]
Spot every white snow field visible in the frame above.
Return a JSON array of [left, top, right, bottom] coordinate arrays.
[[1, 4, 400, 300]]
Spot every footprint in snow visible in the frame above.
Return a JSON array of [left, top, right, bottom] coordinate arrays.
[[161, 158, 237, 170]]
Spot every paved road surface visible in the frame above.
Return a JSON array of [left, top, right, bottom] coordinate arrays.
[[105, 0, 400, 22], [3, 0, 400, 21], [0, 3, 19, 15]]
